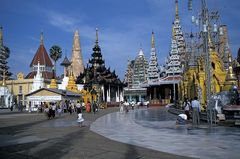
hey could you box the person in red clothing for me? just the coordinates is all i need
[86,101,91,113]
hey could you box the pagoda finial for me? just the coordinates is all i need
[228,52,232,63]
[175,0,179,20]
[40,32,44,45]
[151,31,155,48]
[37,60,40,75]
[0,26,3,46]
[95,28,99,44]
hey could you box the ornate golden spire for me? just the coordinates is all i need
[95,28,99,44]
[175,0,179,20]
[40,32,44,45]
[223,52,237,90]
[66,67,78,92]
[0,26,3,46]
[151,31,155,48]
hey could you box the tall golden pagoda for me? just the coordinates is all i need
[223,53,237,90]
[178,2,237,109]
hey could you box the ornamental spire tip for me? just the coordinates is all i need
[40,31,44,45]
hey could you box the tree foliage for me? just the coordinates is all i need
[49,45,62,63]
[0,45,12,79]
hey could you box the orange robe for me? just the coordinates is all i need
[86,103,91,112]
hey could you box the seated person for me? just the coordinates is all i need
[176,113,187,125]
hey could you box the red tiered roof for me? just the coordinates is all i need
[26,43,54,79]
[30,44,53,67]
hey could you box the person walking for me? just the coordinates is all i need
[191,96,201,125]
[119,101,124,113]
[81,101,85,112]
[69,102,74,115]
[10,105,13,111]
[76,101,82,114]
[51,102,56,118]
[86,101,91,113]
[183,98,191,120]
[124,100,129,113]
[44,104,50,119]
[92,101,97,114]
[57,102,62,117]
[77,113,84,127]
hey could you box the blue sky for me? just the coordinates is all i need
[1,0,240,80]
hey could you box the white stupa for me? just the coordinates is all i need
[27,61,44,111]
[31,61,44,92]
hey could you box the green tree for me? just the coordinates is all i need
[0,46,12,79]
[49,45,62,78]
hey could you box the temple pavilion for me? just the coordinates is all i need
[76,29,124,104]
[123,47,148,103]
[141,0,185,105]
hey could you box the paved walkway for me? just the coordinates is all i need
[91,108,240,159]
[0,108,192,159]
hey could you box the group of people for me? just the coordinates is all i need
[119,100,139,113]
[176,96,201,125]
[41,100,101,127]
[42,100,86,118]
[119,101,129,113]
[43,102,62,119]
[85,101,98,114]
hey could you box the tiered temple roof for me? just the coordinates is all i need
[132,48,148,88]
[165,28,183,75]
[26,33,54,79]
[165,0,185,76]
[77,29,123,87]
[60,55,71,77]
[147,31,160,82]
[124,60,134,88]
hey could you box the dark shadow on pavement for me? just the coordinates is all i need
[125,144,143,159]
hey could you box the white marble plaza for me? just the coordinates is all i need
[90,108,240,159]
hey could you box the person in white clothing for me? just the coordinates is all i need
[176,113,187,125]
[77,113,84,127]
[191,96,201,125]
[183,98,191,120]
[119,101,124,113]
